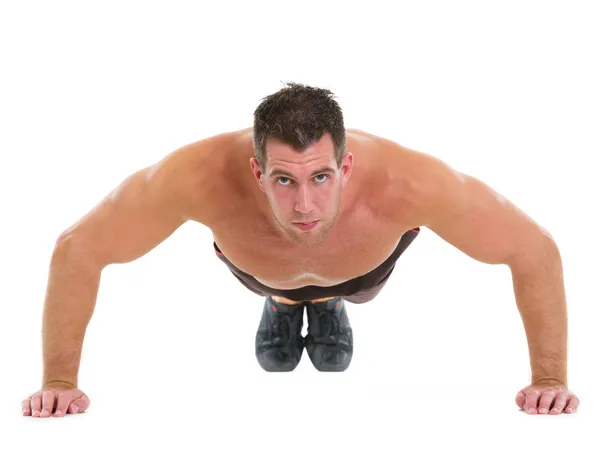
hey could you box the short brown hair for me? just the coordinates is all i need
[252,82,346,171]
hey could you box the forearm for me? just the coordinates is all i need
[510,243,568,386]
[42,240,102,388]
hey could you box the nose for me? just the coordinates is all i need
[294,184,313,214]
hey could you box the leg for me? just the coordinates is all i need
[272,296,336,305]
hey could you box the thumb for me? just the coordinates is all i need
[69,401,82,414]
[69,394,90,414]
[515,390,526,410]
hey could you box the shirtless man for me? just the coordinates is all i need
[22,83,579,418]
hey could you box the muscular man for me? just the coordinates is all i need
[22,83,579,417]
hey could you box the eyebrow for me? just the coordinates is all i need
[269,167,336,179]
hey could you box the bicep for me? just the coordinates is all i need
[414,155,554,267]
[57,157,195,268]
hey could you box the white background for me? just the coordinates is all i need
[1,0,599,450]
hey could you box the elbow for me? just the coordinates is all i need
[52,233,105,271]
[54,231,84,254]
[507,234,560,274]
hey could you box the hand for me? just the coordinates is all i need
[22,382,90,418]
[515,382,579,415]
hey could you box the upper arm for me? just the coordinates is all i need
[57,143,211,268]
[408,153,555,267]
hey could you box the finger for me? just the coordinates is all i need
[564,394,579,414]
[68,395,88,414]
[80,393,91,411]
[40,391,56,417]
[71,393,91,414]
[515,391,526,410]
[22,398,32,416]
[68,402,81,414]
[549,390,569,414]
[53,393,71,417]
[525,389,541,414]
[537,391,556,414]
[30,395,42,417]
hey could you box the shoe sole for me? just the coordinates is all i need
[256,353,302,372]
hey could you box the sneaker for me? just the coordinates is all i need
[255,296,305,371]
[304,297,353,371]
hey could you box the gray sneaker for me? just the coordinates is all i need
[255,296,305,371]
[304,297,353,371]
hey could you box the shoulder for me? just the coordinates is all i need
[347,129,458,226]
[346,129,425,201]
[147,128,249,227]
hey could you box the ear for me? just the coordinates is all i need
[339,152,354,188]
[249,158,266,192]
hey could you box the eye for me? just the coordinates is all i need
[277,177,291,185]
[315,174,328,182]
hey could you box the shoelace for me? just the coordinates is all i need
[268,312,294,346]
[312,310,351,346]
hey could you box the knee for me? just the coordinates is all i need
[272,296,303,305]
[309,296,337,303]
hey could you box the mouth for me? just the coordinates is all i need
[294,220,319,231]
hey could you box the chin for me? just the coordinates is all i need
[284,230,318,246]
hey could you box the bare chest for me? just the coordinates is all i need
[211,204,411,290]
[194,127,423,290]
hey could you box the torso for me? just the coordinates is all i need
[187,128,424,290]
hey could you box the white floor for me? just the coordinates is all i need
[4,222,598,449]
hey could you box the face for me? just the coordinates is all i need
[250,133,353,247]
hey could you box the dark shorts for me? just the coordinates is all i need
[214,227,420,304]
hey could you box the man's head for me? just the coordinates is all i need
[250,83,353,247]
